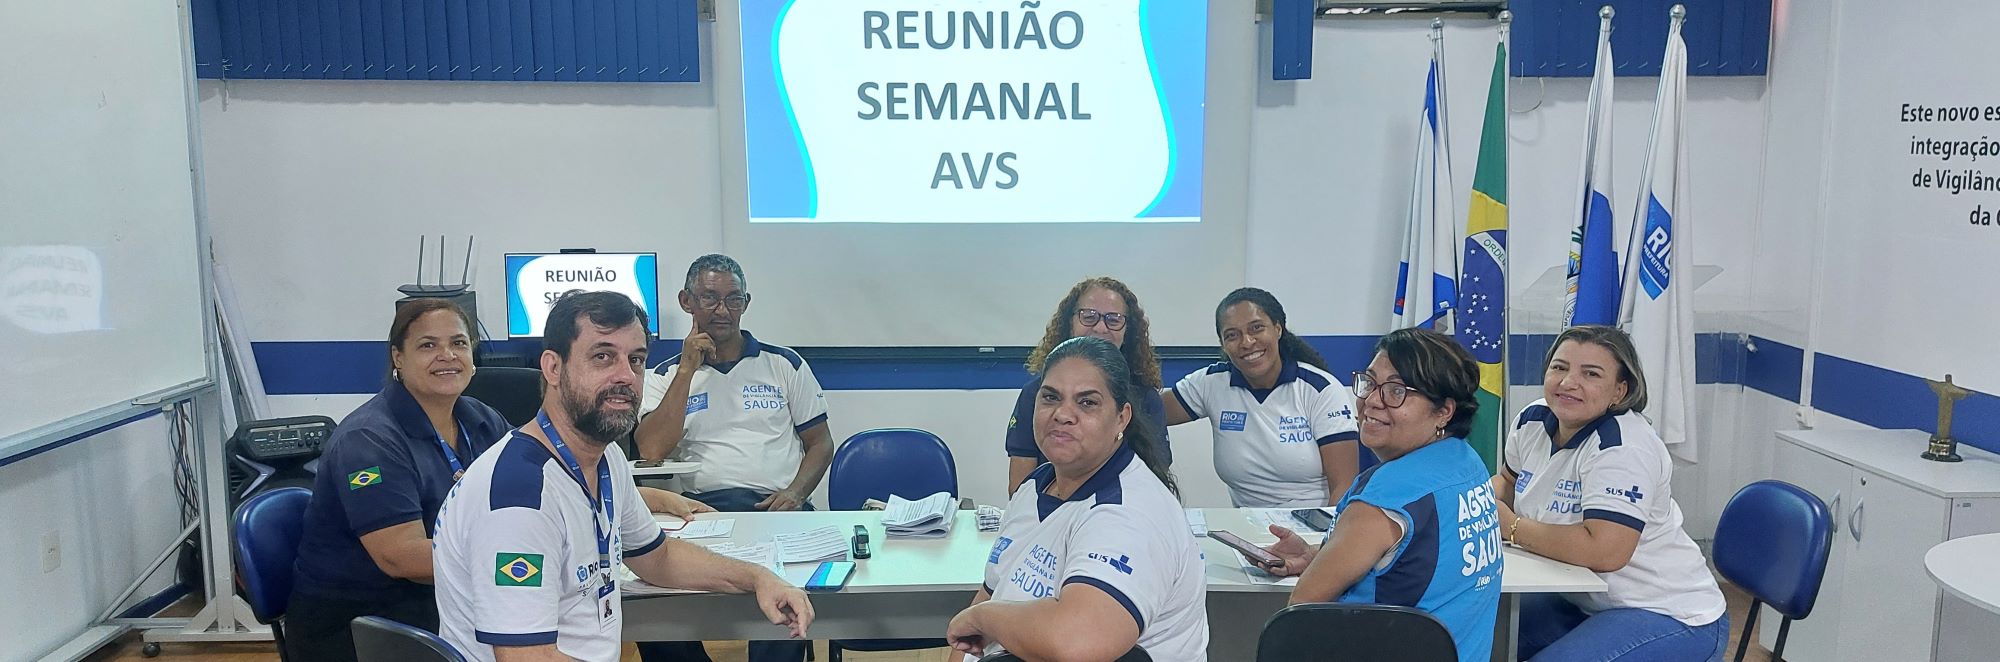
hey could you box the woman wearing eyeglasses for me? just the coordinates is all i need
[1250,328,1501,662]
[1494,326,1727,661]
[1163,287,1360,507]
[1005,277,1169,491]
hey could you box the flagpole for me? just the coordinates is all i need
[1618,6,1686,325]
[1496,8,1512,471]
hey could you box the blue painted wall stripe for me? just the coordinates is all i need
[248,332,2000,454]
[253,333,1747,396]
[1810,353,2000,455]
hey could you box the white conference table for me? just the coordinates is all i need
[624,508,1605,661]
[1926,533,2000,615]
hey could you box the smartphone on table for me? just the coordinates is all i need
[1208,530,1285,570]
[805,561,857,592]
[1291,508,1334,532]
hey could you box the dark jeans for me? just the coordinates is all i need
[283,585,437,662]
[1518,593,1731,662]
[636,488,814,662]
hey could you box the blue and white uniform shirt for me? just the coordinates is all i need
[983,445,1209,661]
[640,330,829,494]
[1505,400,1726,626]
[1171,360,1359,508]
[1334,438,1501,662]
[434,432,667,662]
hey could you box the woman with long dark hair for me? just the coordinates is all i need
[950,337,1206,661]
[1164,287,1361,507]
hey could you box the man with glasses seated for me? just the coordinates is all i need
[635,254,828,662]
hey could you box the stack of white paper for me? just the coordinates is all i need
[882,491,956,538]
[773,525,850,563]
[975,505,1003,532]
[1249,508,1329,536]
[1185,509,1208,537]
[665,519,735,539]
[705,542,780,571]
[622,542,784,595]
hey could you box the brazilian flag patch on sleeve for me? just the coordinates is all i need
[347,466,382,490]
[495,553,544,587]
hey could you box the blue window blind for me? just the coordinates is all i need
[191,0,699,82]
[1510,0,1769,77]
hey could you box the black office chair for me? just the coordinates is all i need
[351,615,468,662]
[1256,603,1456,662]
[978,647,1150,661]
[464,366,543,426]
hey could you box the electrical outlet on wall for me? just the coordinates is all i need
[41,531,60,573]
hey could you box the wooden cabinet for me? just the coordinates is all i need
[1765,430,2000,662]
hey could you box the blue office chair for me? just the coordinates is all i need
[1713,480,1833,662]
[231,486,313,662]
[826,428,959,510]
[1257,603,1456,662]
[351,615,469,662]
[826,428,959,661]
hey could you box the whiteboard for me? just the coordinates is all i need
[0,0,208,449]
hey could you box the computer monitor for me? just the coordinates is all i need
[504,252,661,338]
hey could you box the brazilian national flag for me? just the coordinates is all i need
[1455,41,1509,473]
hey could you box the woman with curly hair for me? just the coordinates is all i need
[1005,277,1169,491]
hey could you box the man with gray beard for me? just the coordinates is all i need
[432,290,814,662]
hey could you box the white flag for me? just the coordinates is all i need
[1394,32,1459,332]
[1619,12,1696,462]
[1566,11,1619,327]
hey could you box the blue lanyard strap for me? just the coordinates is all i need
[536,410,614,572]
[433,422,468,480]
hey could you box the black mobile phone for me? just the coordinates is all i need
[1209,530,1285,569]
[805,561,857,592]
[850,525,872,559]
[1291,508,1334,532]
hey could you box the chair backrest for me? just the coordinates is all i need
[230,486,313,624]
[827,428,958,511]
[351,615,468,662]
[463,366,544,427]
[1257,603,1457,662]
[979,646,1150,661]
[1713,479,1834,619]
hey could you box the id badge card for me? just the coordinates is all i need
[596,571,619,631]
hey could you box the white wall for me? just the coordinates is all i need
[207,15,1778,532]
[0,418,187,662]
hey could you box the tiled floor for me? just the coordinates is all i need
[86,583,1774,661]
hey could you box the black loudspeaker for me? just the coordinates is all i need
[228,416,335,508]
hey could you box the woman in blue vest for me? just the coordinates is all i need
[1255,328,1502,662]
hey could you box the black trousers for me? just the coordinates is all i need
[283,585,438,662]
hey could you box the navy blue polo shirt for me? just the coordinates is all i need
[291,380,511,601]
[1005,375,1171,466]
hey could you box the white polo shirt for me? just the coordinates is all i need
[640,331,829,495]
[1171,360,1360,508]
[982,446,1209,660]
[1505,400,1726,626]
[433,431,667,662]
